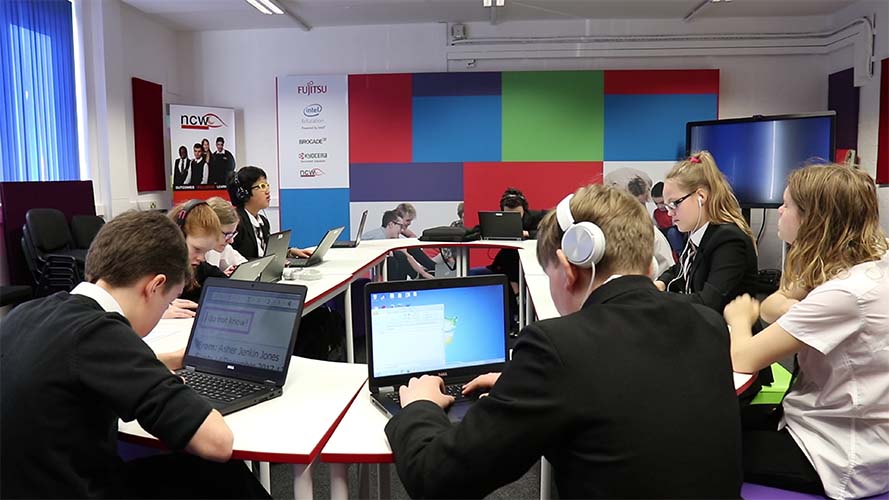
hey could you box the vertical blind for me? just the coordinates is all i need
[0,0,79,182]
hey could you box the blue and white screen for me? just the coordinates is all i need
[689,116,832,207]
[187,287,303,372]
[369,284,506,378]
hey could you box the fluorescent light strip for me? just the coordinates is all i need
[245,0,273,15]
[256,0,285,15]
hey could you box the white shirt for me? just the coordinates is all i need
[205,244,247,271]
[70,282,124,316]
[652,225,675,277]
[777,250,889,500]
[245,209,266,255]
[689,221,709,247]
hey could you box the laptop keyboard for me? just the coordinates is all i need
[385,383,468,405]
[182,371,267,402]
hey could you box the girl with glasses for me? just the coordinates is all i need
[205,196,247,275]
[724,164,888,499]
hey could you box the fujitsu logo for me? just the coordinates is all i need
[297,81,327,96]
[180,113,226,130]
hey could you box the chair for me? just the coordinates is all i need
[22,224,81,297]
[750,363,793,405]
[70,215,105,250]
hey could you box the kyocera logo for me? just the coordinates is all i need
[297,81,327,96]
[180,113,226,130]
[298,137,327,145]
[300,168,325,177]
[299,152,327,160]
[303,104,322,117]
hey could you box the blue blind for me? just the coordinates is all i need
[0,0,79,181]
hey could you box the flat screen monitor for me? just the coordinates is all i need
[686,112,836,208]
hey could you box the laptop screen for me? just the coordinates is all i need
[368,281,507,378]
[187,283,304,374]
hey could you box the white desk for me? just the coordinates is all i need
[121,324,368,500]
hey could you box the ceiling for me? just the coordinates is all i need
[121,0,860,31]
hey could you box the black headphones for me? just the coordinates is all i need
[500,189,528,211]
[229,173,251,205]
[176,199,209,229]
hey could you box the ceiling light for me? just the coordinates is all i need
[256,0,285,15]
[246,0,273,15]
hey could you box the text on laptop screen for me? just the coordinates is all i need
[189,287,303,372]
[369,284,506,378]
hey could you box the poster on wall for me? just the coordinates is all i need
[169,105,237,197]
[277,75,349,189]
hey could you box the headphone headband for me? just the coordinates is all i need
[176,199,208,228]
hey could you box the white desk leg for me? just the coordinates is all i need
[382,257,389,281]
[345,282,354,363]
[518,260,525,328]
[250,461,271,493]
[540,458,552,500]
[330,463,349,500]
[293,462,314,500]
[378,463,391,499]
[458,247,468,276]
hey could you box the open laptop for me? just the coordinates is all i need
[262,229,292,281]
[365,275,510,422]
[478,211,523,240]
[332,210,368,249]
[287,226,344,268]
[177,278,307,415]
[228,254,275,282]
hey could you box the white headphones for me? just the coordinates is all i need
[556,194,606,268]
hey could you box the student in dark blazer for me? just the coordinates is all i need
[655,151,759,313]
[173,145,192,187]
[385,184,743,499]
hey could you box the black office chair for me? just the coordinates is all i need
[25,208,87,265]
[70,214,105,250]
[22,210,84,296]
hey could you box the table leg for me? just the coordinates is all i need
[345,283,354,363]
[293,462,314,500]
[250,461,271,493]
[330,463,349,500]
[518,260,525,328]
[358,464,370,498]
[378,463,391,499]
[540,458,552,500]
[458,247,468,276]
[382,257,388,281]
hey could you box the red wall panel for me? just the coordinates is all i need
[349,74,412,163]
[131,78,165,192]
[877,58,889,184]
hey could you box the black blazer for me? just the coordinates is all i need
[658,222,758,313]
[231,206,270,260]
[172,158,191,187]
[385,276,742,499]
[208,150,235,185]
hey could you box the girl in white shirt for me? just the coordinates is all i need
[724,164,889,500]
[205,196,247,274]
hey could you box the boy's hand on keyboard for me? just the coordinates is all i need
[399,375,454,410]
[462,372,501,397]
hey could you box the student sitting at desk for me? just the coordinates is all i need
[204,196,247,275]
[363,209,433,280]
[0,211,268,499]
[724,164,889,500]
[385,184,742,499]
[226,166,311,261]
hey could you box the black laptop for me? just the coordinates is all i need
[229,254,275,282]
[262,229,292,281]
[332,210,368,249]
[365,275,510,422]
[478,211,523,240]
[287,226,344,267]
[177,278,306,415]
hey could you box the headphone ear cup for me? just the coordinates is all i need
[561,221,606,268]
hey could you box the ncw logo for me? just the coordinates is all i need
[180,113,226,130]
[299,168,325,178]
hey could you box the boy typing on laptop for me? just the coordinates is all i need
[384,184,742,499]
[1,211,268,498]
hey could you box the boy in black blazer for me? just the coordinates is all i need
[385,184,742,499]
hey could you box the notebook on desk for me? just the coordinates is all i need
[287,226,344,268]
[177,278,306,415]
[332,210,367,249]
[365,275,510,422]
[478,211,523,240]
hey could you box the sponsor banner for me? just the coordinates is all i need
[169,105,237,192]
[278,75,349,189]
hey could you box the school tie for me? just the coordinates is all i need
[681,242,697,293]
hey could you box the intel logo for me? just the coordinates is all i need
[303,104,322,117]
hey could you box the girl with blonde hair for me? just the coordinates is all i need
[204,196,247,274]
[724,164,888,499]
[655,151,759,313]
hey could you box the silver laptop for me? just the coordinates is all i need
[365,275,510,422]
[478,211,523,240]
[177,278,306,415]
[229,255,275,282]
[262,230,292,281]
[332,210,368,249]
[287,226,344,268]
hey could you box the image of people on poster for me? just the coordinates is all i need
[172,146,193,188]
[191,143,209,185]
[210,136,235,186]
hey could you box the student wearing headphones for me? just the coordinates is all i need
[163,200,227,317]
[204,196,247,275]
[724,164,889,499]
[226,166,311,260]
[385,184,742,499]
[655,151,759,312]
[0,211,268,498]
